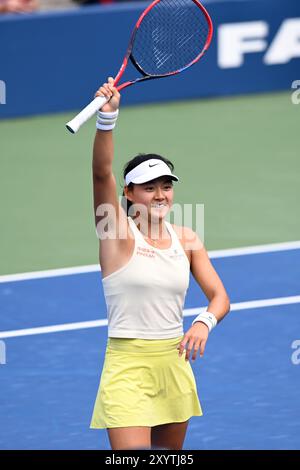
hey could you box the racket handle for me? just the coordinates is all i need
[65,95,108,134]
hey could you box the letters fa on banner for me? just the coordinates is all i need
[218,18,300,68]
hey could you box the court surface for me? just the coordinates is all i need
[1,242,299,450]
[1,92,299,449]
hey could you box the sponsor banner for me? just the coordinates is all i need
[0,0,299,118]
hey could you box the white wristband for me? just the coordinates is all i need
[96,109,119,131]
[192,311,217,332]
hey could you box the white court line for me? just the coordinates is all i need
[1,240,300,284]
[208,240,300,258]
[0,295,299,339]
[0,264,100,284]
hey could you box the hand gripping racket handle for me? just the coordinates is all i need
[65,95,108,134]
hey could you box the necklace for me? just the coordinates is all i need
[135,220,169,248]
[143,231,171,248]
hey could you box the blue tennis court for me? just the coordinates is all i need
[1,243,299,450]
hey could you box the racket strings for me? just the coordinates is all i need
[132,0,210,76]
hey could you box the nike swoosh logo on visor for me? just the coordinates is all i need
[149,163,159,167]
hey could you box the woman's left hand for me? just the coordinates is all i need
[177,322,209,362]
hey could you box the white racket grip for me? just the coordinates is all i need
[65,95,108,134]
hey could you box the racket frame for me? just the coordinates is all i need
[115,0,213,90]
[66,0,213,133]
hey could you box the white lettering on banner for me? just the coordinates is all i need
[218,21,268,68]
[218,18,300,69]
[0,80,6,105]
[264,19,300,65]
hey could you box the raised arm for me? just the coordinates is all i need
[92,78,129,247]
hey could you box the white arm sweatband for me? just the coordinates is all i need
[192,311,217,332]
[96,109,119,131]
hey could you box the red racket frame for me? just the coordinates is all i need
[113,0,213,91]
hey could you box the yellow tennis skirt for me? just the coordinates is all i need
[90,336,202,429]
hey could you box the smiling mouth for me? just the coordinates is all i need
[151,203,167,208]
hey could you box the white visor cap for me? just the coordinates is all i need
[125,159,179,185]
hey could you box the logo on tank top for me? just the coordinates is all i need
[169,249,185,260]
[137,246,155,258]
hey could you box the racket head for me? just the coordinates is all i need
[114,0,213,89]
[65,0,213,133]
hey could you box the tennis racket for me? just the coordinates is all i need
[66,0,213,134]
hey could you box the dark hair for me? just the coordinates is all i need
[121,153,175,216]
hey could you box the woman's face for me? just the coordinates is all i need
[125,176,174,221]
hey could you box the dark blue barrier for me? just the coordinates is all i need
[0,0,299,118]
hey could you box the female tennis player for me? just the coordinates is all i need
[90,77,230,450]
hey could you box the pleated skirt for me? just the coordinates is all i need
[90,336,202,429]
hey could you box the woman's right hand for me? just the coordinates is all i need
[95,77,121,113]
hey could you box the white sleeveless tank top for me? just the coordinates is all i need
[102,216,190,339]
